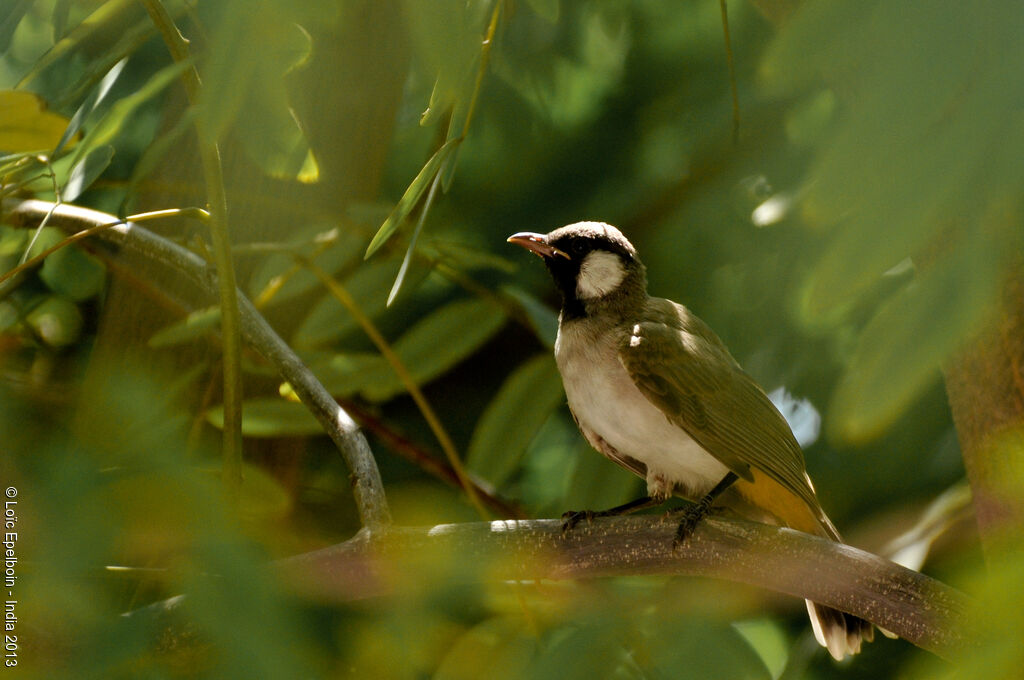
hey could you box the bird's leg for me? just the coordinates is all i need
[561,496,661,534]
[673,471,739,547]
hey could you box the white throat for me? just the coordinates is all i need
[576,250,626,300]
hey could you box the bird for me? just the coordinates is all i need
[507,221,873,660]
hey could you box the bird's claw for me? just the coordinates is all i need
[560,509,596,534]
[671,504,711,549]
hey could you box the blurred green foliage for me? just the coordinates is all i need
[1,0,1021,678]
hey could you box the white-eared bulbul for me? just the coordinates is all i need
[508,221,872,660]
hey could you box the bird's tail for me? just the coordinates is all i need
[735,471,875,660]
[805,600,875,660]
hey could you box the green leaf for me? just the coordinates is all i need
[39,242,106,301]
[17,0,155,109]
[25,295,83,347]
[565,439,640,511]
[313,299,506,402]
[245,227,363,307]
[63,144,114,201]
[148,306,221,348]
[0,0,32,55]
[51,0,72,42]
[206,398,321,438]
[829,240,1001,444]
[524,0,559,24]
[293,258,401,348]
[25,226,64,259]
[435,616,538,680]
[467,354,564,487]
[501,285,558,348]
[364,137,460,259]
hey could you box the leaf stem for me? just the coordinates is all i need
[301,257,489,520]
[140,0,244,495]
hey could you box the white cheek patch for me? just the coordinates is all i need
[576,250,626,300]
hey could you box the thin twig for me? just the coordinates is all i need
[300,257,490,520]
[718,0,741,141]
[339,398,524,519]
[2,197,392,529]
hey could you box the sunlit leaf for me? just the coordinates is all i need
[70,59,191,167]
[63,144,114,201]
[53,57,128,157]
[364,137,459,259]
[206,397,321,437]
[467,354,564,487]
[0,91,73,152]
[230,24,318,182]
[148,306,221,348]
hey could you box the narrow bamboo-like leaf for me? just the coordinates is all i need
[63,144,114,202]
[385,172,440,306]
[53,57,128,157]
[364,137,459,259]
[0,0,32,55]
[293,258,401,348]
[829,241,1000,444]
[148,306,221,348]
[17,0,143,94]
[362,298,505,401]
[69,59,190,167]
[206,398,321,437]
[500,285,558,348]
[126,108,193,196]
[51,0,73,42]
[466,354,565,487]
[312,299,506,402]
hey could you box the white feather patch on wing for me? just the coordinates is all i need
[576,250,626,300]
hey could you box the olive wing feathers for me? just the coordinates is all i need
[618,300,820,512]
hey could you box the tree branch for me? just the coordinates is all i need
[276,515,972,660]
[2,197,391,529]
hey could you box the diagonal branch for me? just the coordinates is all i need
[276,515,972,660]
[2,197,391,529]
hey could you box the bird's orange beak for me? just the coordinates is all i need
[507,232,570,260]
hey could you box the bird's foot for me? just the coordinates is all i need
[560,509,597,534]
[671,502,717,548]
